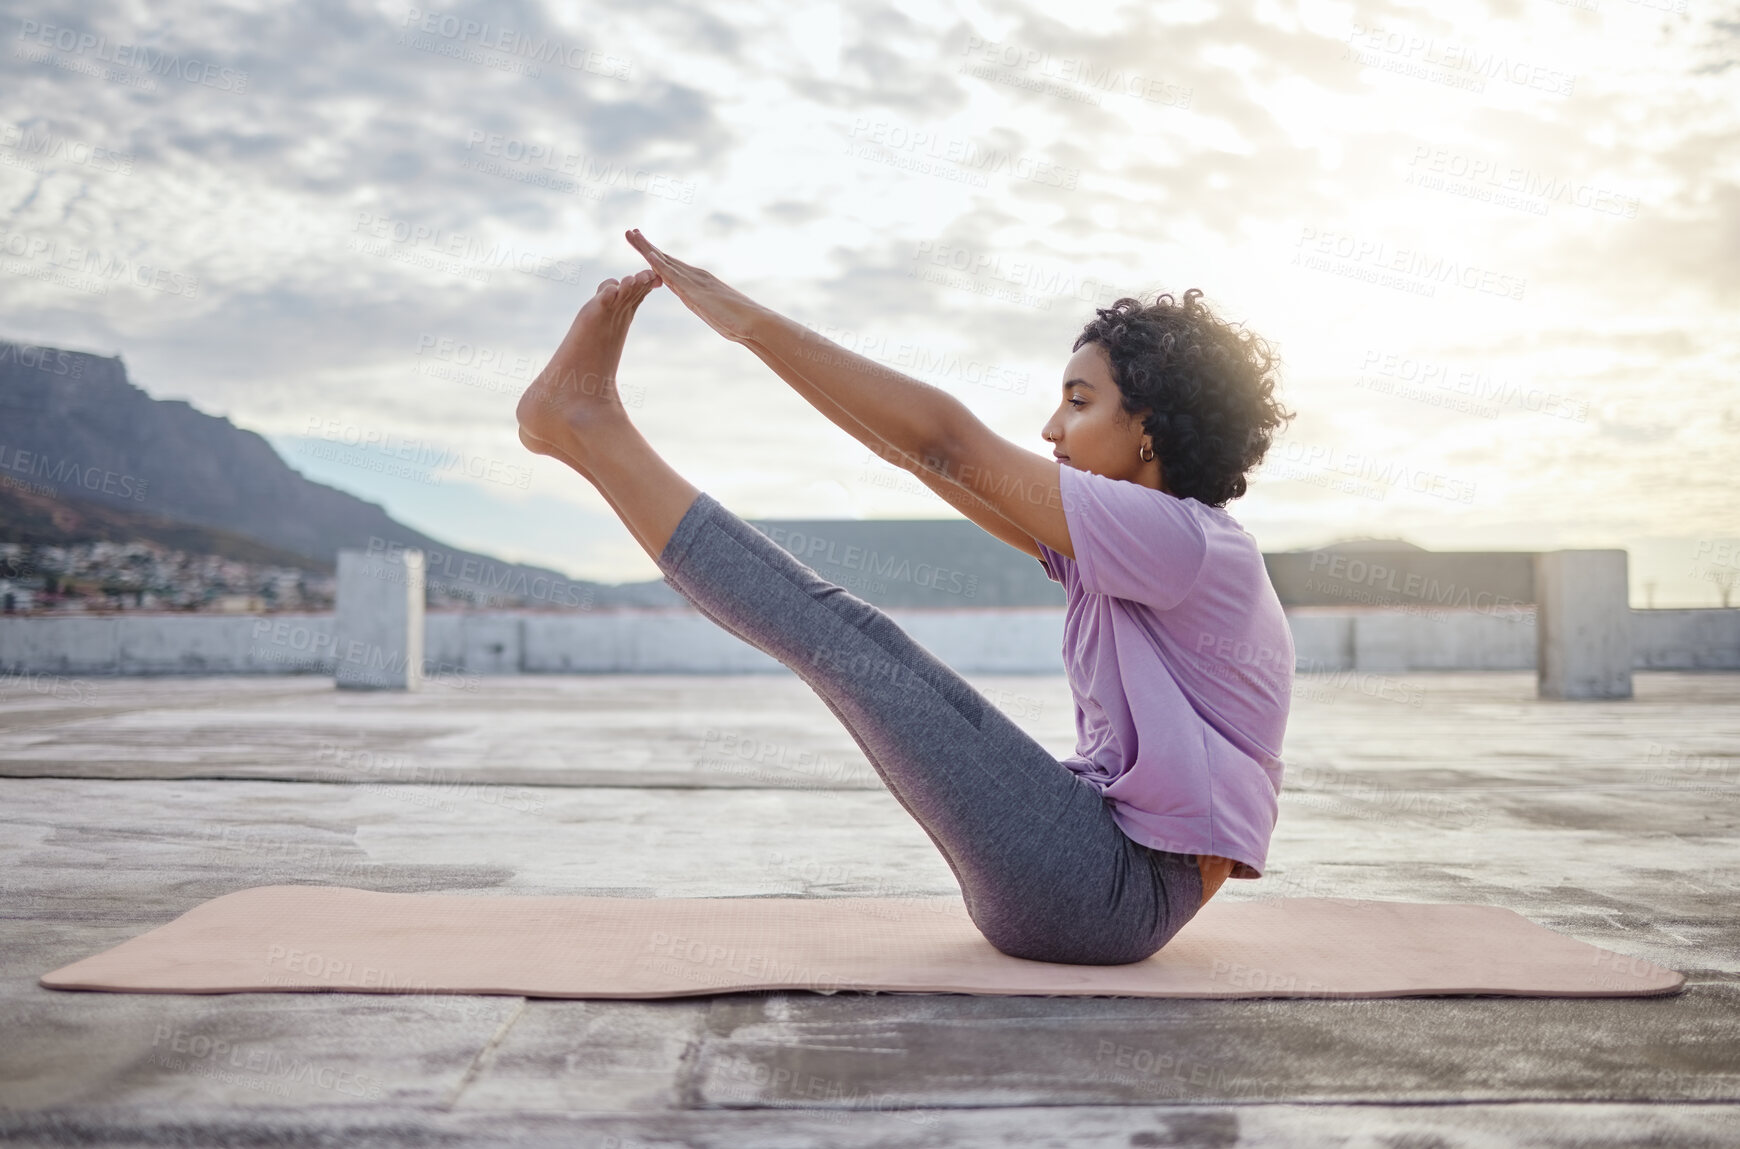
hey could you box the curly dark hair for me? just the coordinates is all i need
[1073,289,1290,507]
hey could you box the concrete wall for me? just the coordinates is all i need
[1290,607,1538,673]
[0,614,337,676]
[2,606,1737,677]
[1266,550,1535,610]
[1633,608,1740,670]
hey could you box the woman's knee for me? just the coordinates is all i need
[801,607,987,729]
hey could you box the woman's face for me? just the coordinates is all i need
[1041,342,1164,489]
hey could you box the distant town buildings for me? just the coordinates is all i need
[0,540,583,614]
[0,541,334,614]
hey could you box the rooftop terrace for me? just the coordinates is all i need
[1,669,1737,1146]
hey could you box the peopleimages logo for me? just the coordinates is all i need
[461,131,696,203]
[0,342,83,377]
[957,34,1192,108]
[1306,552,1527,613]
[0,226,202,298]
[0,445,148,501]
[365,537,596,609]
[847,118,1080,189]
[0,123,134,175]
[1293,226,1526,302]
[1260,441,1477,505]
[150,1025,382,1100]
[400,8,630,78]
[761,525,979,598]
[1354,348,1589,424]
[350,212,585,286]
[14,20,250,92]
[1404,146,1639,220]
[1343,22,1576,97]
[301,417,533,490]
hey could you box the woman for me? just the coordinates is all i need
[516,229,1293,965]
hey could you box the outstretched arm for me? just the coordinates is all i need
[625,229,1074,557]
[739,334,1044,558]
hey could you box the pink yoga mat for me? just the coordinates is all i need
[41,886,1684,999]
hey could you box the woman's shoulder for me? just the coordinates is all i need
[1066,468,1241,530]
[1173,494,1258,546]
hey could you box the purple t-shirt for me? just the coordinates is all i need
[1036,465,1292,878]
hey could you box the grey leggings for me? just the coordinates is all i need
[657,492,1204,965]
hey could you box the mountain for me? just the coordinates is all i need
[0,477,331,570]
[0,339,679,608]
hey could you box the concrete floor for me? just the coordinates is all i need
[0,669,1737,1146]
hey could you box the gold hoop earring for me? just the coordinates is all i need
[1138,443,1155,463]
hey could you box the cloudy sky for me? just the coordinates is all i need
[3,0,1736,602]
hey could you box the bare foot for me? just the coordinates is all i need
[517,269,661,472]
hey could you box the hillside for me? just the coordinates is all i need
[0,339,681,607]
[0,477,329,571]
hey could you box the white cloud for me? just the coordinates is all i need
[2,0,1735,584]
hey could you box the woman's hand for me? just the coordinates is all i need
[624,229,766,345]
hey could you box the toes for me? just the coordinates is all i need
[615,270,660,307]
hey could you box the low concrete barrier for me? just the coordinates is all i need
[1289,607,1538,673]
[0,614,335,676]
[2,607,1737,677]
[1632,609,1740,670]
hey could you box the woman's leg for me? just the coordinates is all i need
[518,274,1203,964]
[656,492,1204,964]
